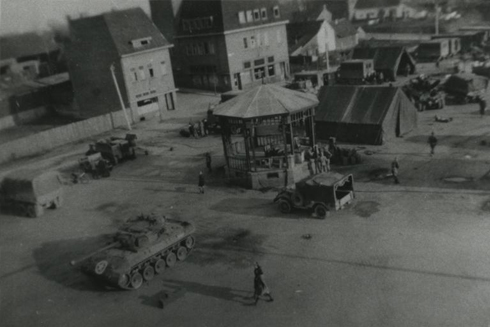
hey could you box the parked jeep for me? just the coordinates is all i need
[0,170,64,217]
[274,172,355,218]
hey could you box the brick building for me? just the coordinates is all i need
[67,8,177,120]
[171,0,290,92]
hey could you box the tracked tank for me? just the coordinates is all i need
[71,214,196,290]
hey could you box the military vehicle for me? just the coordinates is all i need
[0,170,63,217]
[274,172,355,218]
[95,134,137,165]
[71,214,196,290]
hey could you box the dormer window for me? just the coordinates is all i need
[273,6,280,18]
[254,9,260,21]
[261,8,267,20]
[130,37,152,49]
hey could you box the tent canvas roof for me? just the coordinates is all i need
[213,84,319,119]
[316,86,400,124]
[352,46,414,71]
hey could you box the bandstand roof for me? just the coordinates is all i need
[213,84,319,119]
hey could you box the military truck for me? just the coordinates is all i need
[71,214,196,290]
[0,170,64,217]
[95,134,137,165]
[337,59,377,85]
[274,172,355,218]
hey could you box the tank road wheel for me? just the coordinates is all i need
[177,247,188,261]
[142,266,155,281]
[278,199,292,214]
[185,236,195,249]
[314,204,329,219]
[154,259,166,274]
[166,252,177,267]
[130,272,143,289]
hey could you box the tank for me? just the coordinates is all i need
[71,214,196,290]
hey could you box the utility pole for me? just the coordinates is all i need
[435,0,440,35]
[110,63,132,131]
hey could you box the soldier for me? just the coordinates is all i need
[479,96,487,118]
[428,132,438,156]
[188,123,196,139]
[253,262,273,305]
[198,171,205,194]
[391,157,400,184]
[205,152,212,173]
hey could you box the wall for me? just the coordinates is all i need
[0,110,129,164]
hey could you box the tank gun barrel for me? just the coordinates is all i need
[70,242,119,266]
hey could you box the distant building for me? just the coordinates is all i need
[432,31,486,52]
[281,0,354,22]
[173,0,290,92]
[332,18,359,54]
[353,0,418,22]
[0,33,61,81]
[150,0,184,43]
[67,8,177,120]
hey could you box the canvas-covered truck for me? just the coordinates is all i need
[274,172,355,218]
[95,134,137,165]
[0,170,64,217]
[337,59,377,85]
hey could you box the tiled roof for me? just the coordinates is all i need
[213,84,319,119]
[287,21,324,54]
[332,18,357,38]
[0,32,59,60]
[352,46,415,71]
[355,0,401,9]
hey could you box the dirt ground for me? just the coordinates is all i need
[2,90,490,327]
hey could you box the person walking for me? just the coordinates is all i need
[253,262,273,305]
[205,152,212,173]
[198,171,205,194]
[479,96,487,117]
[428,132,438,156]
[391,157,400,184]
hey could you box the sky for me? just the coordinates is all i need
[0,0,151,36]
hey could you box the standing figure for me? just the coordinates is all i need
[200,120,206,136]
[188,123,196,139]
[194,122,201,137]
[428,132,438,156]
[479,96,487,117]
[205,152,212,173]
[315,151,322,174]
[198,171,205,194]
[391,157,400,184]
[306,148,315,175]
[253,262,273,305]
[203,119,209,135]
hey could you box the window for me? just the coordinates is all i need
[149,68,154,78]
[243,61,251,69]
[246,10,253,22]
[268,56,274,63]
[254,9,260,21]
[141,39,149,46]
[243,37,248,49]
[161,61,167,75]
[254,58,265,66]
[138,67,146,80]
[238,11,246,24]
[254,66,265,80]
[130,68,137,82]
[256,33,262,47]
[250,36,256,48]
[273,5,280,18]
[261,8,267,20]
[268,65,275,76]
[209,42,215,54]
[276,30,282,43]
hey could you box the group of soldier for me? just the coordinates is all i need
[188,119,209,138]
[304,144,332,176]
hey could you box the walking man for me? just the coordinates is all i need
[188,122,196,139]
[253,262,273,305]
[198,171,205,194]
[391,157,400,184]
[205,152,212,173]
[428,132,438,156]
[479,96,487,117]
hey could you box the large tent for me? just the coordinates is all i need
[316,86,418,145]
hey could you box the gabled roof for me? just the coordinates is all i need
[213,84,319,119]
[332,19,357,38]
[0,33,59,60]
[287,21,324,54]
[352,46,415,71]
[355,0,402,9]
[69,8,170,57]
[316,86,402,124]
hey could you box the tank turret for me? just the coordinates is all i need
[71,214,195,290]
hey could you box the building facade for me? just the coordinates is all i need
[171,0,290,92]
[67,8,177,120]
[353,0,417,21]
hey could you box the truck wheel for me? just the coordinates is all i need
[278,199,292,214]
[177,247,188,261]
[142,266,155,281]
[130,272,143,289]
[314,204,329,219]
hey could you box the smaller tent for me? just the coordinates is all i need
[316,86,418,145]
